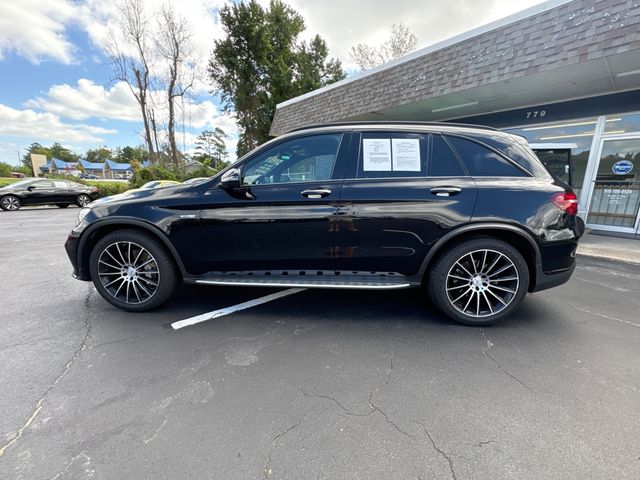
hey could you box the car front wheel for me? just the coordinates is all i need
[89,229,179,311]
[1,195,21,211]
[76,194,91,207]
[428,237,529,325]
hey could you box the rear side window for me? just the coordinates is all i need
[468,132,549,177]
[357,132,427,179]
[430,135,466,176]
[446,136,527,177]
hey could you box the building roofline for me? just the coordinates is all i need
[276,0,573,110]
[290,120,499,132]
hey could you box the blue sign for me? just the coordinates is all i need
[612,160,633,175]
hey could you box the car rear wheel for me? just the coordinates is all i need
[89,230,179,312]
[427,237,529,325]
[1,195,21,211]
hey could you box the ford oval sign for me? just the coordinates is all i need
[612,160,633,175]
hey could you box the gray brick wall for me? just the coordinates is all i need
[270,0,640,135]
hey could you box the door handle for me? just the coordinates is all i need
[430,186,462,197]
[301,188,332,199]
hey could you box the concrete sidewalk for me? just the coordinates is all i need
[577,231,640,265]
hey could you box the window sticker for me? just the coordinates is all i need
[392,138,421,171]
[363,138,392,171]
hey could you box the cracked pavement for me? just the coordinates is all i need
[1,208,640,479]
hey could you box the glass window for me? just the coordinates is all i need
[605,112,640,134]
[54,181,69,188]
[430,135,466,176]
[446,136,527,177]
[242,134,341,185]
[32,180,54,189]
[357,132,427,179]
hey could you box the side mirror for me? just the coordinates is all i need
[220,168,241,189]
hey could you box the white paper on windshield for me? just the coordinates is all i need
[392,138,421,171]
[362,138,392,171]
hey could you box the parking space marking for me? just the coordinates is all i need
[171,288,307,330]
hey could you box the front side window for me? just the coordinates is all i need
[31,180,54,189]
[242,134,341,186]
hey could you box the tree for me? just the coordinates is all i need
[115,145,149,164]
[209,0,345,157]
[194,128,228,168]
[21,142,79,175]
[85,147,113,163]
[107,0,157,161]
[156,5,195,168]
[349,23,418,70]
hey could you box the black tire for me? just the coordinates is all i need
[427,237,529,326]
[89,229,180,312]
[1,195,21,211]
[76,194,91,207]
[57,204,70,208]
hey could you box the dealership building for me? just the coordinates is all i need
[270,0,640,238]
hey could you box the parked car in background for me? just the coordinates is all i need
[79,173,99,180]
[10,172,25,178]
[0,178,98,211]
[141,180,181,189]
[65,122,584,325]
[182,177,210,185]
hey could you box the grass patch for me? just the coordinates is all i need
[0,177,21,187]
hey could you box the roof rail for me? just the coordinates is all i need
[289,120,499,133]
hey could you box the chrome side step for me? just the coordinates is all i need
[193,277,412,290]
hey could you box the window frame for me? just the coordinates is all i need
[444,134,533,178]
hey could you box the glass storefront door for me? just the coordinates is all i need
[586,135,640,234]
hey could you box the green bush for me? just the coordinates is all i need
[0,162,13,177]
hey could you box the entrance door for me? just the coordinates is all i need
[586,135,640,234]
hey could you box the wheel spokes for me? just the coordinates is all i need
[97,241,159,305]
[445,248,519,318]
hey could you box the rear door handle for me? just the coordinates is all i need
[301,188,332,199]
[430,186,462,197]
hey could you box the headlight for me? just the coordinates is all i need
[76,207,91,225]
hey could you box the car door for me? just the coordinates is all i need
[52,180,75,203]
[334,131,478,277]
[197,133,349,273]
[25,180,57,205]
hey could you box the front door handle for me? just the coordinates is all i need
[301,188,332,199]
[430,186,462,197]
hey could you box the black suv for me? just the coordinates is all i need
[65,122,584,325]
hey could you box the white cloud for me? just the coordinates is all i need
[26,80,140,121]
[0,0,77,64]
[0,104,117,144]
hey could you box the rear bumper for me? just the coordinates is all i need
[530,262,575,292]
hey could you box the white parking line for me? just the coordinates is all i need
[171,288,307,330]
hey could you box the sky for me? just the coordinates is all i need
[0,0,546,166]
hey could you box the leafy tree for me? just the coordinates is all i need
[0,162,13,177]
[129,165,179,188]
[114,145,149,164]
[85,147,113,163]
[194,128,228,168]
[349,23,417,70]
[209,0,345,157]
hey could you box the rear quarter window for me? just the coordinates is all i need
[466,132,549,177]
[446,136,527,177]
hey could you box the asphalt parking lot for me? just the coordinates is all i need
[1,208,639,479]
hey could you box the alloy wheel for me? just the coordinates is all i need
[77,195,91,207]
[445,249,520,318]
[1,196,20,211]
[97,241,160,305]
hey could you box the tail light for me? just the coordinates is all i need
[551,192,578,216]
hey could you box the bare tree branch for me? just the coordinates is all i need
[349,23,418,70]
